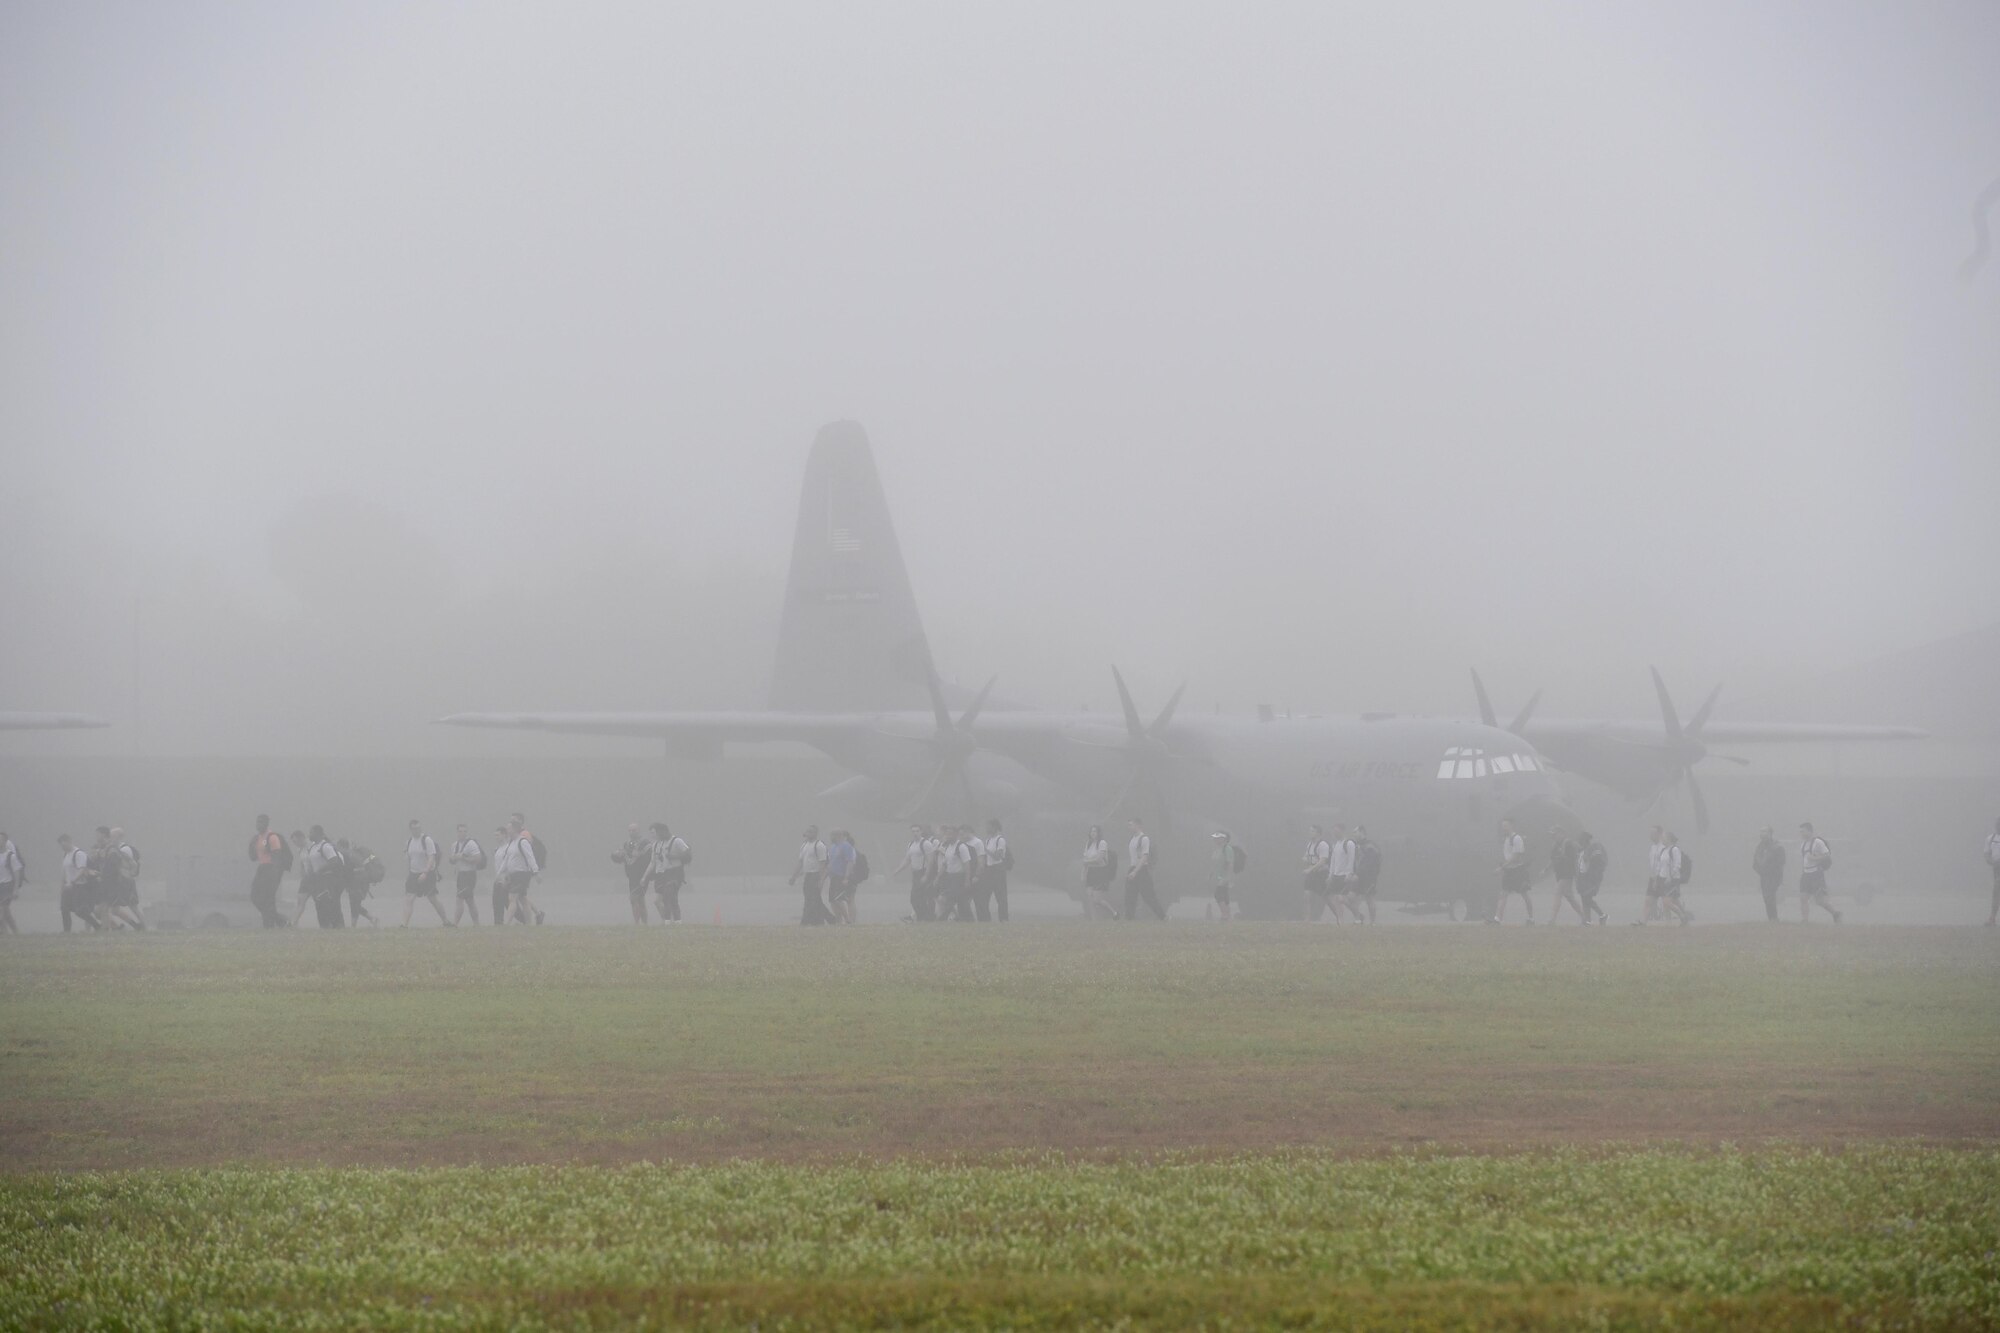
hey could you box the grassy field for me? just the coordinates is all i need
[3,925,1996,1327]
[1,924,1994,1167]
[5,1148,1998,1329]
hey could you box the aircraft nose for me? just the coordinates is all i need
[1504,792,1583,841]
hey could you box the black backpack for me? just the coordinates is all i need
[1229,844,1247,874]
[1677,851,1694,886]
[1001,844,1015,872]
[530,835,549,870]
[1584,843,1608,880]
[851,851,870,883]
[1103,848,1118,877]
[1355,840,1381,882]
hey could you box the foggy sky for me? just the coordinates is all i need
[3,1,1997,756]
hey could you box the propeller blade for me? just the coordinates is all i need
[957,766,979,823]
[1111,666,1147,740]
[1686,768,1710,837]
[957,676,998,731]
[1507,689,1543,736]
[924,667,954,736]
[1711,753,1753,767]
[1149,682,1188,736]
[1648,666,1684,742]
[898,761,949,821]
[1686,681,1724,739]
[1471,669,1498,728]
[1097,772,1138,825]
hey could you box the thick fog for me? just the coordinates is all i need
[3,1,1997,757]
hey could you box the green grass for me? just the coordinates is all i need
[2,925,1996,1166]
[5,1148,1998,1329]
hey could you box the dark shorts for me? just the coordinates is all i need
[1303,869,1331,896]
[504,871,533,896]
[1646,877,1666,898]
[405,872,438,898]
[456,871,478,897]
[1501,865,1529,894]
[105,877,139,908]
[1353,877,1379,899]
[1802,870,1828,898]
[627,874,649,904]
[1085,864,1112,890]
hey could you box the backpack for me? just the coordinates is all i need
[1002,844,1015,872]
[123,844,141,875]
[851,851,870,883]
[530,835,549,870]
[475,845,489,871]
[1584,843,1608,880]
[321,844,349,884]
[1676,851,1694,886]
[1103,848,1118,877]
[1355,840,1381,883]
[1229,844,1247,874]
[364,855,386,886]
[275,838,294,873]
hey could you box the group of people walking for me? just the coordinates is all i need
[0,825,148,934]
[245,813,548,929]
[886,820,1017,922]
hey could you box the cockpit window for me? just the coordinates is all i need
[1437,747,1540,779]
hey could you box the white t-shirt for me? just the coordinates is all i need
[1128,833,1151,871]
[452,838,482,872]
[966,835,986,865]
[1663,845,1683,881]
[1801,836,1830,875]
[1648,842,1668,880]
[1083,838,1109,867]
[406,835,438,875]
[903,839,927,874]
[942,841,970,875]
[1501,833,1525,869]
[1329,837,1356,879]
[982,834,1007,868]
[798,839,828,875]
[308,840,342,875]
[650,836,690,875]
[0,839,20,885]
[496,834,539,877]
[1984,833,2000,866]
[1305,838,1330,870]
[63,846,89,886]
[922,836,943,873]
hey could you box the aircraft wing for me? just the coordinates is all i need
[436,711,875,755]
[0,712,110,731]
[1522,720,1927,745]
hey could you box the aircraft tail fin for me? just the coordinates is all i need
[769,422,935,713]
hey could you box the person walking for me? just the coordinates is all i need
[614,823,653,925]
[1641,825,1668,925]
[0,830,21,934]
[1546,826,1583,924]
[1351,824,1382,924]
[1082,825,1117,919]
[1752,827,1786,923]
[58,833,93,932]
[1575,831,1609,925]
[1798,821,1841,923]
[400,820,450,927]
[1658,830,1693,926]
[496,817,541,926]
[825,829,858,924]
[981,819,1011,922]
[1492,819,1532,924]
[789,825,831,925]
[1124,817,1166,920]
[1327,823,1358,923]
[895,825,934,922]
[247,814,288,928]
[648,822,691,923]
[1983,817,2000,927]
[489,824,512,925]
[298,826,346,928]
[448,824,484,926]
[1301,825,1332,921]
[1208,830,1238,921]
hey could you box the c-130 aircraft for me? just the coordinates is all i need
[442,422,1919,918]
